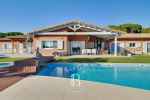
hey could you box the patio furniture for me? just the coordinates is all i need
[86,49,92,55]
[72,47,81,55]
[54,51,67,56]
[91,49,97,55]
[81,49,87,55]
[81,49,97,55]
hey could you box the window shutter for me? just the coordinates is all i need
[57,40,64,49]
[36,41,41,49]
[3,42,12,49]
[7,43,12,49]
[143,42,147,53]
[128,43,130,47]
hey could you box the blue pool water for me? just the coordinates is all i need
[0,63,13,68]
[37,63,150,90]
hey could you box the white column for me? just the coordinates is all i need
[114,36,117,56]
[101,42,105,49]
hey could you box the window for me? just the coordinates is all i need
[3,42,12,49]
[42,41,57,48]
[57,40,64,49]
[147,43,150,53]
[129,43,136,47]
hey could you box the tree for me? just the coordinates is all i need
[109,25,120,30]
[0,32,7,37]
[120,24,142,33]
[0,32,24,37]
[109,23,143,33]
[142,28,150,33]
[6,32,23,36]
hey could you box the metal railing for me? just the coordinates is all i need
[0,48,32,54]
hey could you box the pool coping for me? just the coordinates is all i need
[50,62,150,65]
[53,61,150,64]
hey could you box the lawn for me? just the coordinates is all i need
[55,55,150,63]
[0,57,27,62]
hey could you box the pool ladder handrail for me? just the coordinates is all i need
[70,73,81,88]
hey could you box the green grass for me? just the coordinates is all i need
[0,57,27,62]
[55,55,150,63]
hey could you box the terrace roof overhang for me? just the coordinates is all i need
[35,32,117,39]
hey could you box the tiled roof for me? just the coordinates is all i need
[118,33,150,38]
[0,38,11,41]
[0,35,27,41]
[6,35,27,39]
[31,20,117,33]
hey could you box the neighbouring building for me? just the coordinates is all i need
[117,34,150,55]
[0,35,32,55]
[0,20,150,56]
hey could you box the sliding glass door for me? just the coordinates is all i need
[147,43,150,53]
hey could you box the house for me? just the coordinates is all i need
[117,34,150,55]
[0,35,32,54]
[30,20,150,56]
[1,20,150,56]
[30,20,119,56]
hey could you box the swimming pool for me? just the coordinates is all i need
[37,63,150,90]
[0,62,14,68]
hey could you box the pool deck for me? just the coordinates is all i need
[0,76,150,100]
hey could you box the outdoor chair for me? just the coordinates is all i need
[91,49,97,55]
[81,49,87,55]
[86,49,92,55]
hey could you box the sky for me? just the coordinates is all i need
[0,0,150,32]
